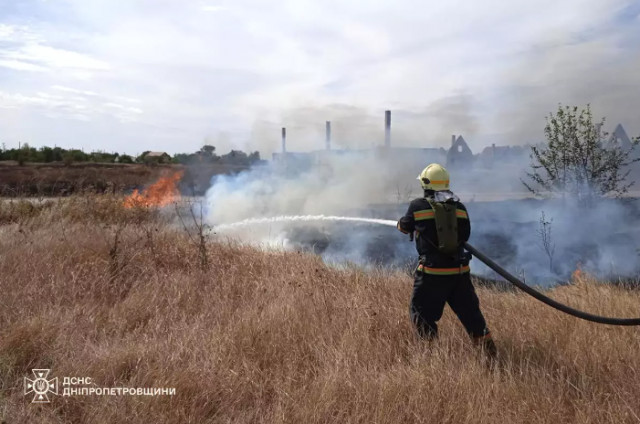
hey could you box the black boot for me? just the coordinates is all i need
[480,338,498,359]
[473,331,498,360]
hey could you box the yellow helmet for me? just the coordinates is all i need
[417,163,450,191]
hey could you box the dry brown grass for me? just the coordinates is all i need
[1,196,640,423]
[0,162,251,196]
[0,162,173,196]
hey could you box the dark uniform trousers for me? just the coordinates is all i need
[410,270,488,339]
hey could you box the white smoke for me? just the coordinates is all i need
[204,148,640,285]
[206,151,424,224]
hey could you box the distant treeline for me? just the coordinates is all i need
[0,143,261,166]
[172,145,262,166]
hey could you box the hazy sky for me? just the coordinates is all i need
[0,0,638,156]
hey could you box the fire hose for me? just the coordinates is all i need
[464,242,640,326]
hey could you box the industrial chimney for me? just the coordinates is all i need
[385,110,391,148]
[326,121,331,151]
[282,127,287,153]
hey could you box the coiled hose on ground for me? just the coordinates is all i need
[464,242,640,326]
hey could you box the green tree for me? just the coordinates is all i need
[136,151,150,163]
[523,104,639,205]
[69,149,88,162]
[90,151,118,163]
[17,143,30,165]
[172,153,198,164]
[119,154,134,164]
[62,152,74,166]
[41,146,55,162]
[248,151,261,164]
[200,144,216,156]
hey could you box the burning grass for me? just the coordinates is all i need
[123,170,184,208]
[1,195,640,423]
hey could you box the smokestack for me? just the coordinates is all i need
[282,127,286,153]
[451,134,456,147]
[326,121,331,151]
[385,110,391,148]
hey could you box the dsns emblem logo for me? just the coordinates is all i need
[24,369,58,403]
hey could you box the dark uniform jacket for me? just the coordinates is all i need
[397,195,471,270]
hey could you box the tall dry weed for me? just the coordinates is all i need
[0,196,639,423]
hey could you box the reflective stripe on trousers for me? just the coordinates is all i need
[416,264,470,275]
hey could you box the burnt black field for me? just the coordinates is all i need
[280,198,640,286]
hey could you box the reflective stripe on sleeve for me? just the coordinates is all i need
[413,210,435,221]
[455,209,468,219]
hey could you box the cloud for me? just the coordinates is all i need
[0,59,47,72]
[3,44,110,71]
[201,5,227,13]
[51,85,99,96]
[0,85,143,124]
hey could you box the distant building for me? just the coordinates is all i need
[379,146,447,163]
[608,124,634,151]
[478,144,529,168]
[607,124,640,179]
[268,122,636,175]
[143,151,171,164]
[446,135,474,168]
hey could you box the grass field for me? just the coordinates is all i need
[1,196,640,423]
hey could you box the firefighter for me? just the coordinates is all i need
[397,163,496,357]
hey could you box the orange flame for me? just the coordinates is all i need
[571,263,589,282]
[123,171,184,208]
